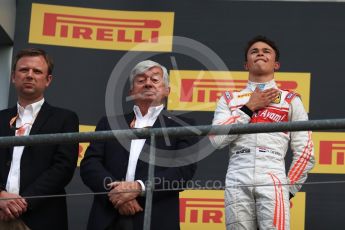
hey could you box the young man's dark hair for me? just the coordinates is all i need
[244,35,280,61]
[12,48,54,75]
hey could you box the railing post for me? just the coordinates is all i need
[143,133,156,230]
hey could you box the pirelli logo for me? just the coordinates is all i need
[180,190,224,229]
[29,3,174,51]
[180,198,223,224]
[179,190,306,230]
[311,132,345,174]
[168,71,311,112]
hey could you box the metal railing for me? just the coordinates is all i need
[1,118,345,147]
[1,118,345,230]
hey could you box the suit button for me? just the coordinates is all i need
[6,161,11,166]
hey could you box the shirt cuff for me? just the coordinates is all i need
[240,105,254,117]
[136,180,146,196]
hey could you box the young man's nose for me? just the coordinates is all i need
[257,51,264,56]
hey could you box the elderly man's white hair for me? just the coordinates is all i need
[129,60,169,89]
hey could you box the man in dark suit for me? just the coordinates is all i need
[80,60,197,230]
[0,48,79,230]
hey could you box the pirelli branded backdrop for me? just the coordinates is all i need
[10,0,345,229]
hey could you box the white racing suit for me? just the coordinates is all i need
[210,80,314,230]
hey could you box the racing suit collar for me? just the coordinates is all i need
[247,79,277,91]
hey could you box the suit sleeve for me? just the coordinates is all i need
[21,111,79,210]
[80,117,116,193]
[209,95,251,149]
[287,97,315,195]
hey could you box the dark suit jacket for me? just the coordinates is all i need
[80,112,198,230]
[0,102,79,230]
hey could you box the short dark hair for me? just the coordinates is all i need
[12,48,54,75]
[244,35,280,61]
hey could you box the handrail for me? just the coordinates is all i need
[0,118,344,147]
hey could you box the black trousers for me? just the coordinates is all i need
[106,216,134,230]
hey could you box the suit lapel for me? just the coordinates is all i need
[20,102,52,170]
[6,106,17,136]
[124,112,135,129]
[152,110,176,129]
[5,106,17,161]
[152,113,164,129]
[142,112,165,148]
[122,113,135,155]
[29,102,52,135]
[135,112,167,177]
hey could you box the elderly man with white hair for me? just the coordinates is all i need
[81,60,197,230]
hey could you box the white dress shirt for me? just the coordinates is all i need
[6,99,44,194]
[125,104,164,193]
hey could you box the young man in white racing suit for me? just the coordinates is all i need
[210,35,314,230]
